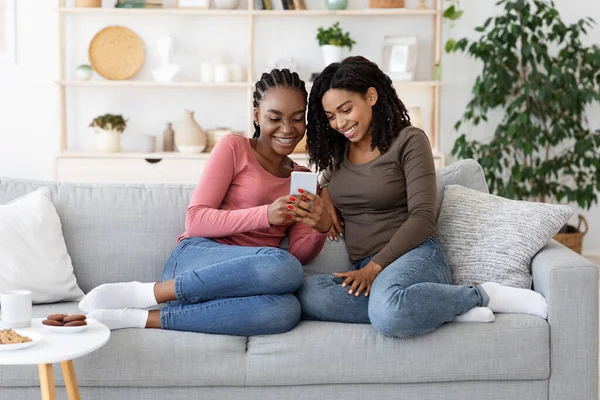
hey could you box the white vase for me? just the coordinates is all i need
[96,128,121,152]
[214,0,239,9]
[321,45,345,68]
[175,110,207,153]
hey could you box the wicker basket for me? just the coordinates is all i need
[88,26,145,80]
[369,0,405,8]
[75,0,102,7]
[553,214,588,254]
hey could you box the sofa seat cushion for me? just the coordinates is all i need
[0,303,247,387]
[246,315,549,385]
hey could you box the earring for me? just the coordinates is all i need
[253,121,261,138]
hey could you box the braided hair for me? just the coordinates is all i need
[306,56,411,172]
[252,69,308,138]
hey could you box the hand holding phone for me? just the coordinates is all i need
[287,171,332,233]
[290,171,318,196]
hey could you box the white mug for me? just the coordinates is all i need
[229,64,245,82]
[0,290,32,328]
[200,62,214,83]
[214,64,230,83]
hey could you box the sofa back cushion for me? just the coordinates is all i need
[0,159,488,289]
[0,179,194,292]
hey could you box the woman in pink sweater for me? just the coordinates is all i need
[80,69,331,335]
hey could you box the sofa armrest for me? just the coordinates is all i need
[531,240,598,400]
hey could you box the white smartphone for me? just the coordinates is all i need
[290,171,318,196]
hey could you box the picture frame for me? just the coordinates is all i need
[382,35,418,81]
[0,0,16,64]
[175,0,209,8]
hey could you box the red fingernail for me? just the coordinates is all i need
[287,205,294,210]
[289,197,296,202]
[287,215,293,219]
[298,189,304,194]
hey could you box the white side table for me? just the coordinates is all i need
[0,318,110,400]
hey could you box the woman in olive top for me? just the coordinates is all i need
[296,56,548,337]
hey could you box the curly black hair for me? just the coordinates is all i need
[306,56,411,172]
[252,69,308,138]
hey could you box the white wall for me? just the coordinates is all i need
[0,0,598,254]
[0,0,58,180]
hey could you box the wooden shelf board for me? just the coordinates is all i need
[252,9,439,16]
[59,151,211,159]
[56,7,250,16]
[58,80,442,88]
[57,80,251,88]
[59,151,310,160]
[55,7,439,16]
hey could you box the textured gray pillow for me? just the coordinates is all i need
[436,184,573,289]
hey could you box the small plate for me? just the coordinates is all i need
[0,330,42,351]
[41,318,97,334]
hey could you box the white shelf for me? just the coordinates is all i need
[59,151,210,159]
[253,9,439,16]
[58,80,442,88]
[56,7,250,16]
[59,151,309,160]
[55,7,440,17]
[57,80,251,88]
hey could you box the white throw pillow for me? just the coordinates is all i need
[0,187,84,303]
[436,185,573,289]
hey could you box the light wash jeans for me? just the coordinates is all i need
[296,236,488,337]
[160,237,304,336]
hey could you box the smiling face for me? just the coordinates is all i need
[321,87,378,144]
[254,87,307,156]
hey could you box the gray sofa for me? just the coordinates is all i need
[0,159,597,400]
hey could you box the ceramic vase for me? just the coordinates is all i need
[95,128,121,152]
[325,0,347,10]
[76,64,93,81]
[175,110,207,153]
[163,122,175,152]
[321,45,345,67]
[214,0,240,9]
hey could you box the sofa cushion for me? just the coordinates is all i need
[246,315,549,385]
[0,303,247,387]
[0,178,195,293]
[434,159,489,219]
[436,185,573,289]
[0,187,84,303]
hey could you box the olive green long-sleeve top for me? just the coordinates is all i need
[321,126,437,268]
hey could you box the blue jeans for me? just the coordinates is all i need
[159,237,304,336]
[296,236,487,337]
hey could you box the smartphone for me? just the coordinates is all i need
[290,171,318,196]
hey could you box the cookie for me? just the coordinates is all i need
[0,329,32,344]
[64,320,87,327]
[63,314,86,323]
[47,314,68,322]
[42,319,64,326]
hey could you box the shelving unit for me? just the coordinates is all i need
[55,0,444,184]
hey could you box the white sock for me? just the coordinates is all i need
[481,282,548,319]
[453,307,495,323]
[79,282,158,313]
[86,308,149,330]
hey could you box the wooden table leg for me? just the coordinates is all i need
[60,360,81,400]
[38,364,56,400]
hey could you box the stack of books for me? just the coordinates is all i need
[256,0,307,10]
[115,0,163,8]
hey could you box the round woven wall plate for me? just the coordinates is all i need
[88,26,145,80]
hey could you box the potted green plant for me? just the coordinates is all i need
[316,22,356,67]
[447,0,600,253]
[90,114,127,153]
